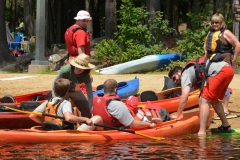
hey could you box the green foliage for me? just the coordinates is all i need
[94,39,126,66]
[94,0,173,67]
[149,11,175,41]
[115,1,153,49]
[177,26,210,61]
[186,3,213,31]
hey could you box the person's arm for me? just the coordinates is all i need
[224,30,240,66]
[204,41,208,56]
[85,82,93,111]
[108,101,156,129]
[64,112,92,125]
[172,85,191,119]
[29,114,44,124]
[130,119,156,128]
[77,46,86,54]
[29,101,48,124]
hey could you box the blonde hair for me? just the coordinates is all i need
[210,13,227,28]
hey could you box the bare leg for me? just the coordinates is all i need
[222,97,230,114]
[198,96,210,136]
[223,88,231,114]
[212,100,230,127]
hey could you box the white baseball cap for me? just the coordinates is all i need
[74,10,92,20]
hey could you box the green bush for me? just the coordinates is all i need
[115,0,153,49]
[94,39,126,66]
[177,26,210,61]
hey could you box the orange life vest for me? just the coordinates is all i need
[92,95,122,127]
[44,98,74,129]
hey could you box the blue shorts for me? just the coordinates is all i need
[224,88,231,98]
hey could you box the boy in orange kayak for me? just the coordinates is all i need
[29,78,102,131]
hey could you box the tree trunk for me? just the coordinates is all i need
[146,0,160,37]
[24,0,33,39]
[172,1,179,35]
[92,0,101,38]
[0,0,15,65]
[86,0,94,40]
[214,0,225,13]
[146,0,160,20]
[105,0,117,39]
[56,0,63,43]
[165,0,173,28]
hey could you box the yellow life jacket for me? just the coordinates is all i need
[206,29,232,54]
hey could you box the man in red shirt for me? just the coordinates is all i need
[65,10,92,60]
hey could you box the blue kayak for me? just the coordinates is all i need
[95,53,183,74]
[93,77,139,99]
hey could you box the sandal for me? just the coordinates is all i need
[211,125,232,133]
[225,111,230,116]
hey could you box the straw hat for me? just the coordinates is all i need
[69,54,95,70]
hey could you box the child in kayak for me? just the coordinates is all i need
[29,78,103,131]
[125,95,171,123]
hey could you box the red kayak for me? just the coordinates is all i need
[0,108,214,143]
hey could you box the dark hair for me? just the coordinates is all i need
[18,18,23,22]
[168,66,182,78]
[54,78,70,97]
[103,79,118,94]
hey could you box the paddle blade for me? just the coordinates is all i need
[135,131,165,140]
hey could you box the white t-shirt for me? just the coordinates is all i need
[35,97,73,117]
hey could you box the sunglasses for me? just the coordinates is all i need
[211,21,220,24]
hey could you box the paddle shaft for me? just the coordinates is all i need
[94,123,134,134]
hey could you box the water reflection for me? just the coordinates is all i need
[1,134,240,159]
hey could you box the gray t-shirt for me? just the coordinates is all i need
[107,100,134,126]
[181,60,228,89]
[35,97,72,117]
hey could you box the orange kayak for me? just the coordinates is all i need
[128,87,199,113]
[0,108,214,143]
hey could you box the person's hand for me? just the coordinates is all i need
[171,114,183,120]
[85,119,93,126]
[90,74,93,83]
[149,122,156,128]
[145,112,153,121]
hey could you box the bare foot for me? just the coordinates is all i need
[198,132,206,136]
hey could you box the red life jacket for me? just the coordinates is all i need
[64,26,85,56]
[182,56,208,89]
[126,97,162,121]
[92,95,122,127]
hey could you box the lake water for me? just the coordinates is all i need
[1,132,240,159]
